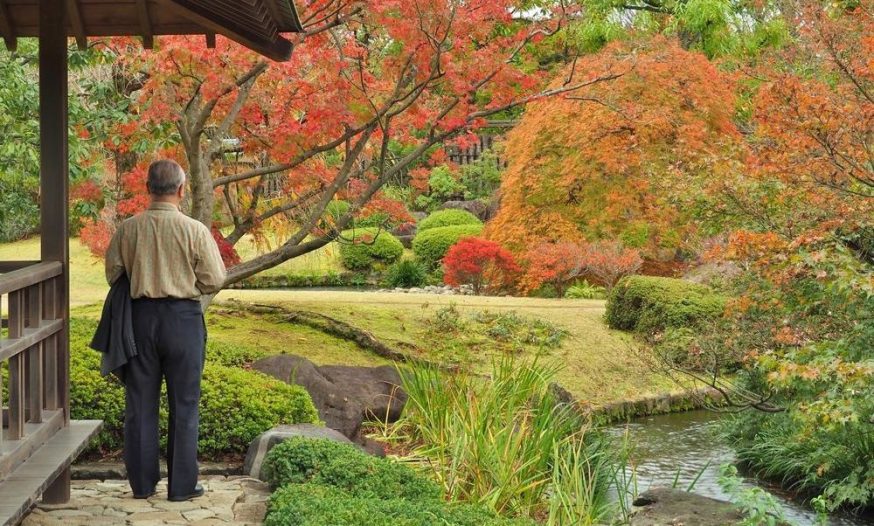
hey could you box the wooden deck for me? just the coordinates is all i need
[0,420,102,526]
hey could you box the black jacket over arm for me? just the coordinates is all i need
[91,274,137,384]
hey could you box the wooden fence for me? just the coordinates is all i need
[446,134,508,168]
[0,262,68,479]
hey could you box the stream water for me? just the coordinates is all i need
[608,410,874,526]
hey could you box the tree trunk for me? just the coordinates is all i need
[186,135,214,227]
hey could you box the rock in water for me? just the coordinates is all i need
[243,424,353,480]
[630,488,745,525]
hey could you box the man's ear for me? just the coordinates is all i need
[177,184,185,199]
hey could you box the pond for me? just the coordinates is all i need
[609,410,874,526]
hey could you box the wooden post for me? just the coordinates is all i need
[39,0,71,505]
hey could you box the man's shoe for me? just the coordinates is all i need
[168,483,205,502]
[133,489,156,499]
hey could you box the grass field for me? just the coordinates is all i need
[2,236,676,406]
[217,290,676,405]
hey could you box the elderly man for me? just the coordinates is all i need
[105,159,226,501]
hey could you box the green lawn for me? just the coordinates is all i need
[232,234,344,277]
[2,236,676,406]
[0,237,109,307]
[217,290,677,406]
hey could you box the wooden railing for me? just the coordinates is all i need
[0,262,68,480]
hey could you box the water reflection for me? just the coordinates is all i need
[607,411,873,526]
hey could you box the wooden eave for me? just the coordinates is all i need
[0,0,303,61]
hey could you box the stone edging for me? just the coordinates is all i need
[72,462,242,481]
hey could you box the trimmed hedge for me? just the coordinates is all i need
[412,224,484,268]
[266,484,535,526]
[263,438,533,526]
[605,276,727,334]
[338,228,405,271]
[229,272,374,290]
[70,318,320,456]
[417,209,482,233]
[262,437,440,500]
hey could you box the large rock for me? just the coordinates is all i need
[243,424,353,480]
[252,355,407,445]
[630,488,744,526]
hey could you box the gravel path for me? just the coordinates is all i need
[22,476,270,525]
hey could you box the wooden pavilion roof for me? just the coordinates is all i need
[0,0,303,61]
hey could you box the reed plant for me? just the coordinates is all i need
[393,356,618,522]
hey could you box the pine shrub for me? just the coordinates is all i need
[338,228,404,271]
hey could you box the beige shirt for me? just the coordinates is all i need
[105,202,227,299]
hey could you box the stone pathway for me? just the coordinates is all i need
[22,476,270,525]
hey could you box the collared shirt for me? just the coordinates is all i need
[105,202,227,299]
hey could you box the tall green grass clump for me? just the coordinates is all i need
[395,357,618,523]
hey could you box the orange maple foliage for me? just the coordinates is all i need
[485,37,741,260]
[521,242,584,296]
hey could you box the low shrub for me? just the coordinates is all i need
[206,340,269,367]
[605,276,727,334]
[70,318,319,457]
[417,209,482,232]
[565,281,606,300]
[338,228,404,271]
[266,484,534,526]
[231,272,374,290]
[412,224,484,268]
[384,259,428,288]
[262,437,440,500]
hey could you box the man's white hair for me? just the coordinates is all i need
[147,160,186,196]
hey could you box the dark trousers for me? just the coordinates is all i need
[125,298,205,498]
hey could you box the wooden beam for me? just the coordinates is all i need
[161,0,293,61]
[0,262,62,296]
[135,0,154,49]
[0,0,16,51]
[205,31,216,48]
[65,0,87,50]
[263,0,283,25]
[0,261,40,273]
[39,0,70,427]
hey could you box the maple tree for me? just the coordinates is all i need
[442,237,520,295]
[660,2,874,509]
[753,2,872,200]
[83,0,619,289]
[579,240,643,290]
[485,37,741,262]
[521,242,584,296]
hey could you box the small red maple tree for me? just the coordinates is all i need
[443,237,520,295]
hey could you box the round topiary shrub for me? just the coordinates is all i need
[338,228,404,271]
[412,224,484,268]
[262,437,440,500]
[417,209,482,233]
[605,276,727,334]
[69,318,320,457]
